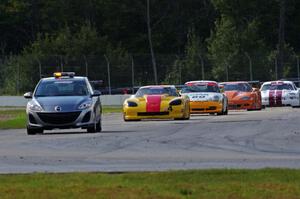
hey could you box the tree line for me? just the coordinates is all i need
[0,0,299,94]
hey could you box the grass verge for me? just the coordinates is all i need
[0,106,122,129]
[0,169,300,198]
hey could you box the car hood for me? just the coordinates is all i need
[225,91,250,99]
[261,90,297,97]
[35,96,90,112]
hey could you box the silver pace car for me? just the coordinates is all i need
[24,72,102,135]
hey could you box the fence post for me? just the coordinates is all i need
[297,56,299,86]
[199,55,205,80]
[131,55,135,94]
[275,57,278,80]
[84,55,88,77]
[245,52,253,81]
[104,54,111,95]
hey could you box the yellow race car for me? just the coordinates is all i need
[123,85,190,121]
[181,81,228,115]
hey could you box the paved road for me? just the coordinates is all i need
[1,107,300,173]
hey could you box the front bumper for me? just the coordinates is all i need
[262,98,300,107]
[27,108,96,130]
[228,99,256,110]
[189,101,223,114]
[123,105,185,120]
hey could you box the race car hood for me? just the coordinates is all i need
[35,96,90,112]
[182,92,223,102]
[261,89,297,98]
[225,91,251,100]
[127,94,180,112]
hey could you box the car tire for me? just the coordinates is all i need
[27,126,43,135]
[96,119,102,132]
[223,107,228,115]
[87,122,97,133]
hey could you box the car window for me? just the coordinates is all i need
[223,83,252,92]
[135,87,178,97]
[181,84,220,93]
[35,79,89,97]
[261,83,294,91]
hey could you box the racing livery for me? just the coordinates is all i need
[220,81,262,110]
[260,81,300,107]
[123,85,190,121]
[181,81,228,115]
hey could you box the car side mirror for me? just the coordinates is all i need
[24,92,33,99]
[91,90,101,97]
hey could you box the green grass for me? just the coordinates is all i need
[0,169,300,198]
[0,106,122,129]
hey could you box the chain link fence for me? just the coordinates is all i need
[1,53,300,95]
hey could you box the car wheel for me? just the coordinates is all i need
[87,122,97,133]
[223,107,228,115]
[27,126,43,135]
[96,119,102,132]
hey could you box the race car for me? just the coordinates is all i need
[24,72,102,135]
[123,85,190,121]
[219,81,262,111]
[181,81,228,115]
[260,80,300,107]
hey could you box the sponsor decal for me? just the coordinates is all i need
[146,95,161,112]
[269,90,275,106]
[275,90,282,106]
[188,93,209,101]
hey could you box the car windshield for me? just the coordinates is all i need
[223,83,252,92]
[181,84,219,93]
[35,79,89,97]
[261,83,294,91]
[135,87,178,97]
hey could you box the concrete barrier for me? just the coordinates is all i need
[0,95,131,107]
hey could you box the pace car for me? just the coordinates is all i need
[123,85,190,121]
[24,72,102,135]
[220,81,262,110]
[260,80,300,107]
[181,81,228,115]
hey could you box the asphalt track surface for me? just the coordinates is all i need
[1,107,300,173]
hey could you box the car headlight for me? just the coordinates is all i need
[28,100,43,112]
[169,99,182,106]
[78,101,92,110]
[240,96,251,101]
[211,95,221,102]
[127,101,138,107]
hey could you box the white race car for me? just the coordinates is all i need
[181,80,228,115]
[260,81,300,107]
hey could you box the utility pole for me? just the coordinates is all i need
[146,0,158,85]
[278,0,286,79]
[104,55,111,95]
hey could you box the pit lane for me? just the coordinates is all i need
[1,107,300,173]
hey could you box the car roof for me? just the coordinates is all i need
[184,80,218,85]
[140,85,176,89]
[220,81,249,85]
[41,76,87,81]
[262,80,293,85]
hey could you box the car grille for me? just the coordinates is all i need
[37,112,81,124]
[137,112,169,116]
[229,104,250,109]
[192,106,216,111]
